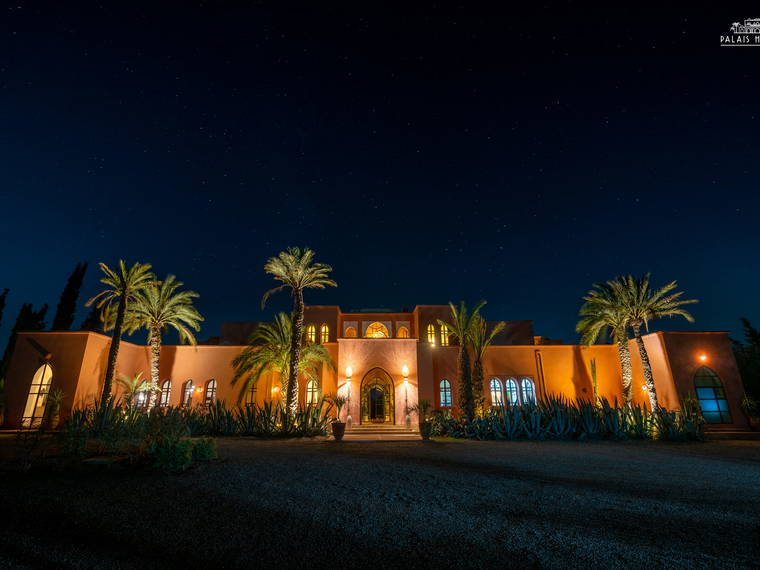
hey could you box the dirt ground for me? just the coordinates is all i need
[0,437,758,569]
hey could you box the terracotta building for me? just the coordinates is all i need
[4,305,748,429]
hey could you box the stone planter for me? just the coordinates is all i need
[331,421,346,441]
[419,421,432,440]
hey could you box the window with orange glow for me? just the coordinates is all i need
[427,324,436,344]
[397,326,410,338]
[305,324,316,343]
[440,324,450,346]
[345,326,357,338]
[365,322,389,338]
[306,380,319,405]
[320,324,329,344]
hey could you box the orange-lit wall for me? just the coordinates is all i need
[2,328,749,428]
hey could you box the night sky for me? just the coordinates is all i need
[2,3,759,347]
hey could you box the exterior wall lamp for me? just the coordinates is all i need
[698,354,707,362]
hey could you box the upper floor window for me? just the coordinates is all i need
[345,326,357,338]
[320,324,329,344]
[440,324,451,346]
[521,378,536,404]
[365,322,389,338]
[159,380,171,407]
[305,324,316,343]
[426,324,436,345]
[490,378,503,406]
[397,326,410,338]
[306,380,319,405]
[505,378,519,405]
[204,379,217,406]
[440,379,452,407]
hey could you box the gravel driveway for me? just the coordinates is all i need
[0,438,758,568]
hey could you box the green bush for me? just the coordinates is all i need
[149,438,194,472]
[192,437,217,461]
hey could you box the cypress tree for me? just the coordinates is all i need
[80,305,102,332]
[0,303,48,377]
[52,262,88,330]
[0,289,8,330]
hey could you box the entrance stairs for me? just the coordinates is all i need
[704,425,760,441]
[339,423,420,441]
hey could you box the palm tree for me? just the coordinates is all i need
[470,315,505,415]
[261,247,337,413]
[122,275,203,407]
[577,282,634,405]
[116,372,155,408]
[438,300,485,423]
[232,312,335,405]
[613,274,698,410]
[86,261,153,403]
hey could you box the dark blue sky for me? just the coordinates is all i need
[1,3,759,346]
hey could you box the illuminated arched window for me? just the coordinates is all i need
[305,324,316,343]
[320,324,329,344]
[440,324,450,346]
[135,390,148,409]
[426,324,436,345]
[694,366,731,423]
[345,326,357,338]
[204,379,217,406]
[365,322,389,338]
[489,378,503,406]
[505,378,519,405]
[440,379,452,408]
[306,380,319,405]
[22,362,53,428]
[159,380,172,407]
[182,380,194,407]
[521,378,536,404]
[397,326,410,338]
[245,382,257,406]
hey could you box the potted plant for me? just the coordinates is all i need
[409,399,433,440]
[741,395,760,431]
[47,387,65,430]
[329,394,348,441]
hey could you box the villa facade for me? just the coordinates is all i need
[4,305,749,429]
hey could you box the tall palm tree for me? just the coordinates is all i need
[438,300,485,423]
[470,316,505,415]
[232,312,335,404]
[122,275,203,407]
[261,247,337,413]
[613,274,697,410]
[577,282,634,405]
[86,261,153,403]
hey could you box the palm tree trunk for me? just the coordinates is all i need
[287,288,304,414]
[459,345,474,423]
[616,337,633,406]
[472,357,484,416]
[148,325,161,409]
[102,295,126,403]
[631,323,658,410]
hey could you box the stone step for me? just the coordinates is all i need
[704,429,760,441]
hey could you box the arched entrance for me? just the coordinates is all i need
[360,367,395,424]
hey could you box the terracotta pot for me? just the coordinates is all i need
[419,421,432,440]
[331,421,346,441]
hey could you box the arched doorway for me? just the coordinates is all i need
[694,366,732,424]
[22,362,53,428]
[360,368,395,424]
